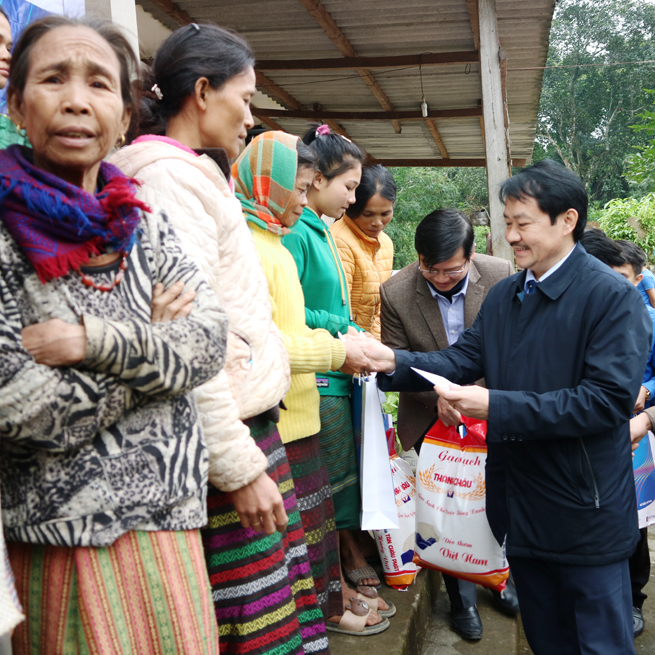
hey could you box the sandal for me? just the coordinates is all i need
[326,599,390,636]
[345,565,381,590]
[356,585,397,619]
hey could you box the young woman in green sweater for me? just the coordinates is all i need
[283,126,395,619]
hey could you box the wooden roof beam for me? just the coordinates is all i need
[466,0,481,51]
[371,158,526,168]
[251,107,283,131]
[324,120,350,138]
[256,51,479,71]
[426,120,449,159]
[251,107,482,121]
[254,73,354,141]
[145,0,193,25]
[256,71,303,111]
[479,0,513,262]
[298,0,402,134]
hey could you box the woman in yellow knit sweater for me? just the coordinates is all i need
[233,131,390,637]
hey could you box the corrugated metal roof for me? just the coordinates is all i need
[135,0,556,164]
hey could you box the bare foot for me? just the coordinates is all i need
[328,607,383,627]
[357,585,390,612]
[340,529,380,587]
[328,562,384,626]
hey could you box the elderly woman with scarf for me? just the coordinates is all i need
[233,131,390,638]
[0,16,227,654]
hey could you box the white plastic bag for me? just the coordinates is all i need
[373,453,419,590]
[414,417,509,591]
[359,375,399,530]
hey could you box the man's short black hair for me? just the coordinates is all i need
[580,229,625,268]
[616,240,647,277]
[414,209,474,268]
[499,159,588,242]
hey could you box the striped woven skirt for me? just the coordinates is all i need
[8,529,218,655]
[284,434,342,620]
[202,416,329,655]
[316,396,361,531]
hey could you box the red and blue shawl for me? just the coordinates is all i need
[0,145,150,283]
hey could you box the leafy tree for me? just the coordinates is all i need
[598,194,655,264]
[534,0,655,204]
[627,90,655,191]
[387,167,489,269]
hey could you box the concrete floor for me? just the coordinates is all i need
[422,527,655,655]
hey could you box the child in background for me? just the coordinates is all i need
[637,265,655,309]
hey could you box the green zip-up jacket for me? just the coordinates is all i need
[283,207,360,397]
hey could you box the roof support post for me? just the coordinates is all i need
[85,0,139,57]
[478,0,514,263]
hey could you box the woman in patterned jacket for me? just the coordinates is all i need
[0,16,227,654]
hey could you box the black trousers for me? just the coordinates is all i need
[629,527,650,610]
[509,556,635,655]
[443,574,477,609]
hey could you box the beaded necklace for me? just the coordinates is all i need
[76,252,128,292]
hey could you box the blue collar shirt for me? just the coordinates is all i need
[427,273,470,346]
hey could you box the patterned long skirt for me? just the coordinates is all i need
[316,396,361,531]
[202,416,329,655]
[8,529,218,655]
[284,434,342,621]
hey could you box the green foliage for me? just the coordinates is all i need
[382,391,399,425]
[597,193,655,262]
[627,90,655,190]
[473,226,490,256]
[387,167,489,269]
[535,0,655,205]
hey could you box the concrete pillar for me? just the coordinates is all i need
[85,0,139,57]
[478,0,514,263]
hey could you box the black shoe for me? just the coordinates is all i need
[634,606,645,638]
[450,605,483,641]
[491,578,520,616]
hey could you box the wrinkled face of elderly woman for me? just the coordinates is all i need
[8,25,130,192]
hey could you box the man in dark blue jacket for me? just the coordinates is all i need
[362,160,652,654]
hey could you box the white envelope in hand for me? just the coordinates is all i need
[411,367,458,393]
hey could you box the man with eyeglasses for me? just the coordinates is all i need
[380,208,514,640]
[363,161,652,655]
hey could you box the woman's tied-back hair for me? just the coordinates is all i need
[136,23,255,137]
[302,124,364,180]
[346,164,396,219]
[296,140,318,170]
[7,15,138,118]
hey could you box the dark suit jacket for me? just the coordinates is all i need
[380,253,513,450]
[379,244,653,565]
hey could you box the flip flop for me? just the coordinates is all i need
[356,586,397,619]
[345,565,382,590]
[326,599,390,636]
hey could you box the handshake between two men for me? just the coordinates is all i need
[339,333,490,425]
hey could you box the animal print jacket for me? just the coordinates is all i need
[0,209,228,548]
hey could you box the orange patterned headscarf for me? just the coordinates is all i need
[232,131,299,236]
